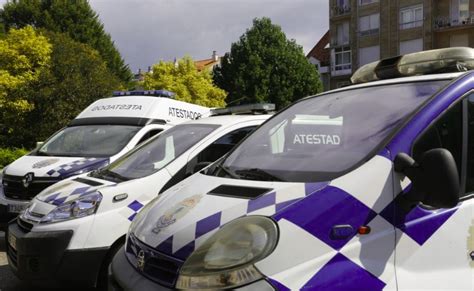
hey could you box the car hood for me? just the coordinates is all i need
[30,175,114,212]
[131,172,327,260]
[4,155,109,179]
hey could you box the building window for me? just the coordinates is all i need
[450,34,469,47]
[359,45,380,67]
[399,38,423,55]
[334,46,351,71]
[335,22,350,45]
[400,5,423,29]
[359,13,380,36]
[332,0,351,16]
[359,0,378,5]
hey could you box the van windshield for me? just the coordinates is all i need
[217,80,449,182]
[99,123,219,180]
[37,125,141,157]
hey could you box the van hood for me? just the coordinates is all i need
[30,175,115,213]
[131,172,327,260]
[4,155,109,179]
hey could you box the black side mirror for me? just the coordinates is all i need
[394,148,459,209]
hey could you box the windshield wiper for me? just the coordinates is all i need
[36,150,51,156]
[98,169,129,182]
[216,164,240,179]
[235,168,284,182]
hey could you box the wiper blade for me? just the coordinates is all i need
[216,164,240,179]
[36,151,51,156]
[235,168,283,182]
[99,169,129,182]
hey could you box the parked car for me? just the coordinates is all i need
[0,90,209,227]
[6,104,273,288]
[110,48,474,290]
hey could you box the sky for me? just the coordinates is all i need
[1,0,329,73]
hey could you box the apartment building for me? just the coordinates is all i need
[328,0,474,89]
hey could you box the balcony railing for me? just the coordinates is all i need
[434,16,474,30]
[331,5,351,17]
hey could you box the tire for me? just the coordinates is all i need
[97,241,124,290]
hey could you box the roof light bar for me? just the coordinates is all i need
[112,90,175,98]
[351,47,474,84]
[211,103,275,116]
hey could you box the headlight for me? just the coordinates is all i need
[176,216,278,290]
[39,191,102,224]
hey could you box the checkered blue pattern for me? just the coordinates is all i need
[126,200,144,221]
[42,185,93,206]
[155,182,328,260]
[46,158,108,178]
[150,153,460,290]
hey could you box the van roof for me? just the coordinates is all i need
[73,96,210,126]
[183,113,272,126]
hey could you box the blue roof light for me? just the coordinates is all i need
[112,90,175,98]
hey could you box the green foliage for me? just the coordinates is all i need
[143,56,227,107]
[0,0,132,83]
[0,26,51,136]
[0,147,28,168]
[213,17,322,108]
[2,31,121,148]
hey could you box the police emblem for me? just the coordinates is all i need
[152,194,203,234]
[136,250,145,271]
[22,172,34,188]
[32,158,60,169]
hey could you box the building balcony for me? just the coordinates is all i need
[331,5,351,18]
[434,16,474,31]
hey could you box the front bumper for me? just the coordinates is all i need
[0,195,30,227]
[108,247,276,291]
[6,220,108,287]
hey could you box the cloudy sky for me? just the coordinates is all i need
[1,0,329,73]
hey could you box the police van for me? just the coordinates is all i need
[0,90,209,227]
[6,104,273,287]
[109,48,474,290]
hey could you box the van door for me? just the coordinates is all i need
[395,95,474,290]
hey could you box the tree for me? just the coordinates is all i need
[0,26,51,136]
[213,17,322,108]
[143,56,226,108]
[0,0,132,83]
[3,31,121,148]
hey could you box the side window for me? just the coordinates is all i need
[412,100,463,184]
[196,126,256,164]
[136,129,162,145]
[159,126,256,194]
[466,94,474,193]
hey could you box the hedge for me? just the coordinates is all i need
[0,148,29,169]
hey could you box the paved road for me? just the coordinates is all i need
[0,232,97,291]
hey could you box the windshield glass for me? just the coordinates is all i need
[217,80,449,182]
[37,125,141,157]
[100,123,219,180]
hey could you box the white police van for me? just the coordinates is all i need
[0,90,209,227]
[6,104,273,288]
[109,48,474,290]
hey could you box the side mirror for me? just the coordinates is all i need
[394,148,459,209]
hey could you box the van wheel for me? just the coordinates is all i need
[97,241,124,290]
